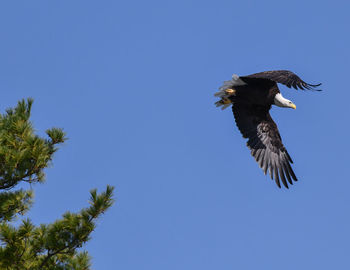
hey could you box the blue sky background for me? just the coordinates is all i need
[0,0,349,269]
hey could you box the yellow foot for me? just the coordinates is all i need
[225,88,236,95]
[215,97,232,110]
[221,97,232,104]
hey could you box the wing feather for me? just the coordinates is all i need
[258,149,265,168]
[286,161,298,181]
[262,150,269,175]
[241,70,321,91]
[273,157,281,188]
[278,159,288,188]
[281,159,293,185]
[232,103,297,188]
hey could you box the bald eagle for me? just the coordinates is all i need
[215,70,321,188]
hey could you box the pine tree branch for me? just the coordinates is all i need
[0,166,43,190]
[39,247,67,269]
[0,100,113,269]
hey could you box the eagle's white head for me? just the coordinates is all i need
[274,93,296,109]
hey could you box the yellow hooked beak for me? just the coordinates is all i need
[290,103,296,110]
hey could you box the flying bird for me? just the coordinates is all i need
[214,70,321,188]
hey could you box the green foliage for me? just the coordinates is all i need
[0,189,33,222]
[0,99,114,269]
[0,98,67,190]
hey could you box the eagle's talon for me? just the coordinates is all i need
[225,89,236,95]
[221,98,231,104]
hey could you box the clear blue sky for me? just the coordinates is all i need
[0,0,349,269]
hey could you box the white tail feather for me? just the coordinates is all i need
[214,74,245,110]
[214,74,245,97]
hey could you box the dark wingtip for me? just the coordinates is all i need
[310,83,322,87]
[307,82,322,91]
[276,181,281,188]
[280,179,289,189]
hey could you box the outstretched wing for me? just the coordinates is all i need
[241,70,321,91]
[232,103,297,188]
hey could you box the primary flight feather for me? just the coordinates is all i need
[214,70,321,188]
